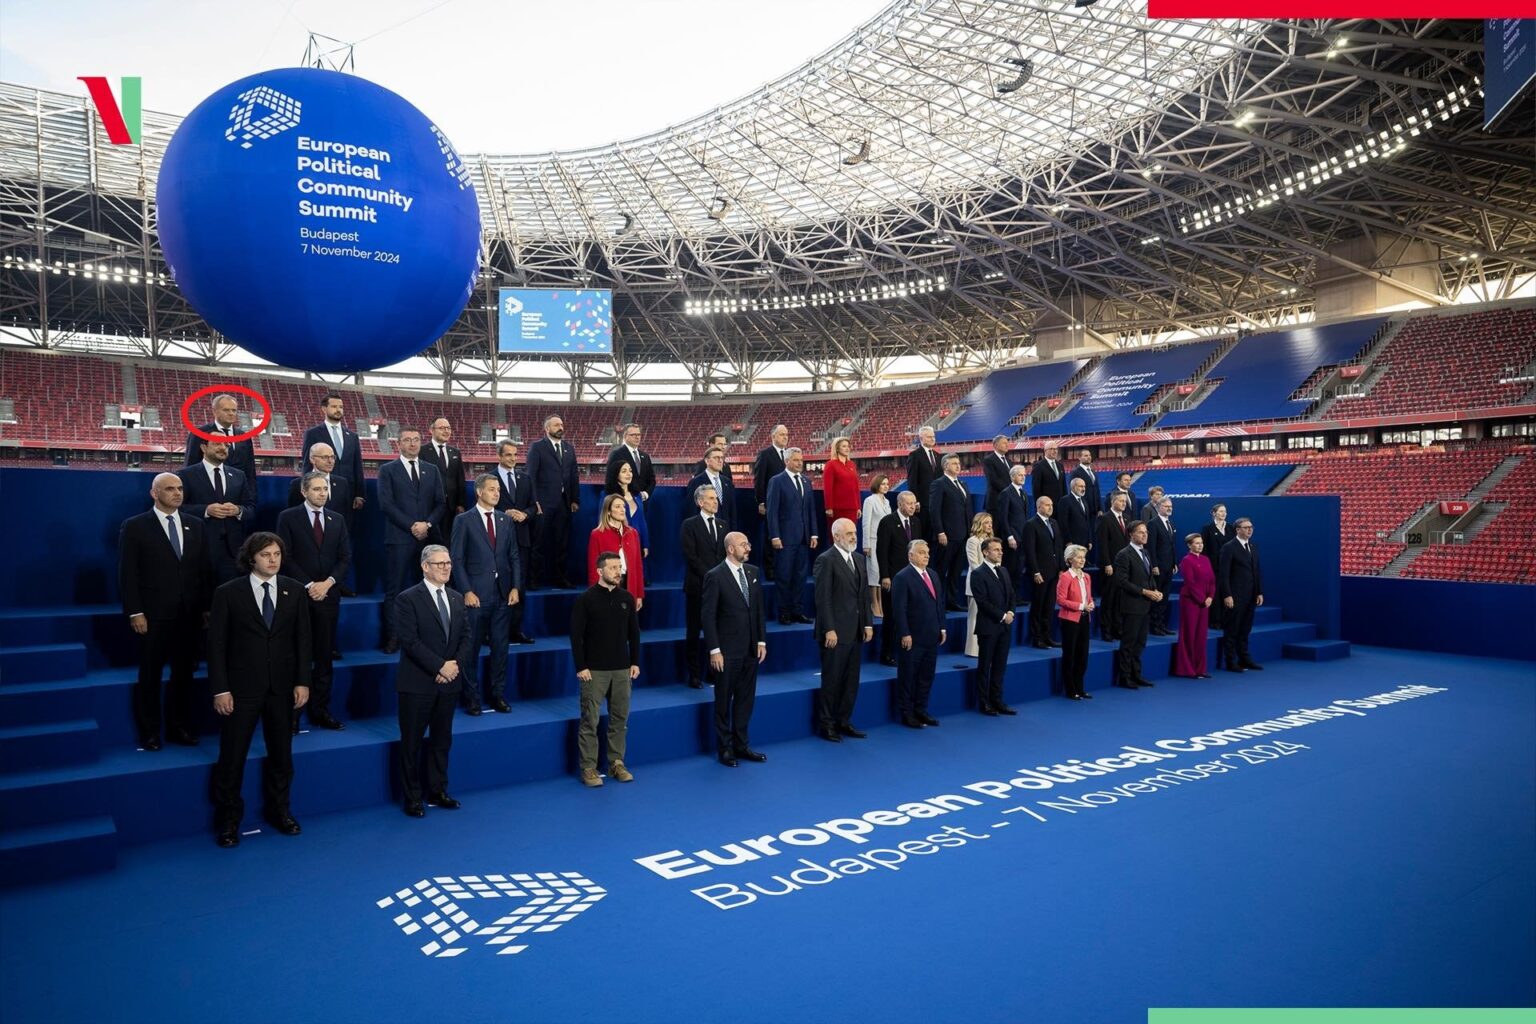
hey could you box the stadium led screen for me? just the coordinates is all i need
[497,288,613,355]
[1485,18,1536,128]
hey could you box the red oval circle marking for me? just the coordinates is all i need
[179,384,273,446]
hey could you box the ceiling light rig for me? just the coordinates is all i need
[1179,81,1479,235]
[683,276,947,316]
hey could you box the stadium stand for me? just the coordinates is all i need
[1400,453,1536,583]
[1027,340,1223,437]
[935,360,1086,443]
[857,377,977,451]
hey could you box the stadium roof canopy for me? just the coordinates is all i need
[1,4,1532,395]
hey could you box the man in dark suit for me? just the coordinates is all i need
[526,414,580,589]
[301,393,365,527]
[687,446,736,530]
[981,434,1015,509]
[421,417,467,539]
[492,440,536,644]
[1111,521,1163,690]
[753,423,789,575]
[702,532,768,767]
[208,532,312,847]
[394,545,473,817]
[1060,476,1095,556]
[693,432,731,477]
[890,539,946,729]
[1095,492,1133,639]
[1107,472,1138,520]
[1069,449,1101,520]
[876,490,924,666]
[905,425,942,515]
[1023,495,1066,648]
[275,472,350,731]
[927,454,970,611]
[766,447,818,625]
[604,422,656,501]
[1031,443,1067,510]
[993,463,1030,598]
[1147,497,1178,636]
[1217,517,1265,673]
[286,442,352,517]
[183,392,257,506]
[813,518,874,742]
[681,482,730,688]
[450,474,521,715]
[119,472,211,750]
[970,538,1017,716]
[177,439,254,585]
[378,427,445,653]
[1140,486,1167,528]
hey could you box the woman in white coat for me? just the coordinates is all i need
[861,473,892,617]
[963,511,994,658]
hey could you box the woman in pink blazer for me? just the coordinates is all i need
[1055,544,1095,700]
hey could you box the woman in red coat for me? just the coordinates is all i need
[588,493,645,609]
[1055,545,1095,700]
[1172,533,1214,678]
[822,436,861,532]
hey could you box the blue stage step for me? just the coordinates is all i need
[0,718,100,773]
[1,643,87,684]
[1283,639,1352,661]
[0,815,116,884]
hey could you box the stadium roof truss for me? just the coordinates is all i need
[1,4,1532,397]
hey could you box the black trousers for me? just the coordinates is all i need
[684,589,705,683]
[303,598,339,718]
[817,641,862,730]
[1150,568,1173,630]
[212,689,295,827]
[133,613,200,741]
[1222,597,1257,665]
[975,628,1010,710]
[937,540,965,607]
[1116,611,1150,683]
[1029,572,1059,643]
[398,689,456,805]
[383,541,424,642]
[714,655,758,755]
[1059,617,1090,697]
[508,544,533,633]
[1099,571,1121,639]
[897,643,938,716]
[532,507,571,587]
[1001,545,1020,597]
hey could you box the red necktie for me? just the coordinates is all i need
[485,511,496,547]
[312,510,324,547]
[921,570,935,599]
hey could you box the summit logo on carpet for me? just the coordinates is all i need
[376,872,608,958]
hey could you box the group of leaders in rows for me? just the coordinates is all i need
[116,394,1264,847]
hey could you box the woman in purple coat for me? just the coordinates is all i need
[1172,533,1214,678]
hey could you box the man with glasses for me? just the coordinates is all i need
[395,545,472,818]
[378,427,445,653]
[184,393,257,507]
[302,393,365,529]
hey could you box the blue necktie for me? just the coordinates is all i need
[166,515,182,560]
[261,582,274,629]
[736,567,750,603]
[436,588,451,639]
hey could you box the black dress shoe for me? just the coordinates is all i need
[266,814,302,836]
[427,792,461,810]
[464,704,483,717]
[291,717,302,734]
[331,649,343,660]
[838,725,867,739]
[797,614,816,625]
[1136,679,1156,688]
[167,727,199,747]
[382,639,400,654]
[820,729,843,743]
[687,679,703,689]
[1226,664,1247,673]
[1241,660,1264,671]
[902,715,926,729]
[1113,681,1138,689]
[1031,642,1051,650]
[1081,692,1094,699]
[996,705,1017,715]
[778,616,794,626]
[880,655,898,667]
[141,735,162,751]
[491,698,512,714]
[310,712,345,730]
[917,713,940,727]
[738,749,768,763]
[510,633,536,645]
[718,753,739,768]
[980,706,999,716]
[1045,640,1062,648]
[1067,693,1083,701]
[1197,673,1212,679]
[216,826,240,848]
[404,802,425,817]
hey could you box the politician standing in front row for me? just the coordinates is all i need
[813,518,873,742]
[702,532,768,768]
[766,447,818,624]
[451,474,521,716]
[570,551,641,787]
[891,539,946,729]
[1218,517,1265,673]
[275,471,350,732]
[680,483,729,688]
[969,537,1016,716]
[1111,521,1162,690]
[1055,544,1095,700]
[395,545,472,817]
[208,532,311,848]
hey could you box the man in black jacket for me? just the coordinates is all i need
[753,424,789,574]
[1022,496,1065,648]
[927,454,970,611]
[1031,444,1067,508]
[394,545,473,817]
[1095,492,1132,639]
[686,446,736,530]
[604,422,656,501]
[1059,476,1095,556]
[1068,449,1102,520]
[905,426,942,515]
[275,472,351,731]
[1112,521,1163,690]
[992,464,1030,597]
[702,532,768,767]
[183,392,257,506]
[118,472,211,750]
[421,417,467,539]
[208,532,312,847]
[981,434,1015,509]
[301,393,365,529]
[177,439,254,585]
[969,538,1017,716]
[492,440,536,644]
[570,552,642,787]
[1147,497,1179,636]
[680,482,729,688]
[285,442,352,519]
[813,518,873,742]
[876,490,924,666]
[1218,518,1265,672]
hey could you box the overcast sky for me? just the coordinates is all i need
[0,0,883,154]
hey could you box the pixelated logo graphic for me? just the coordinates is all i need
[376,872,607,958]
[502,294,524,316]
[556,290,612,352]
[224,85,302,148]
[430,125,474,191]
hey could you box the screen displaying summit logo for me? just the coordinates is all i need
[376,872,607,958]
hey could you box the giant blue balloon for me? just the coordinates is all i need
[156,68,481,373]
